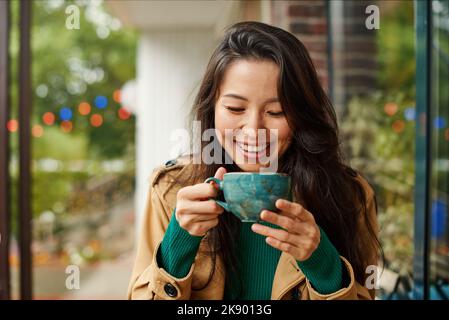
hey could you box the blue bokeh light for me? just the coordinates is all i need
[434,117,446,129]
[95,96,108,109]
[404,107,416,121]
[59,107,73,121]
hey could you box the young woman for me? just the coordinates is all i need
[128,21,381,300]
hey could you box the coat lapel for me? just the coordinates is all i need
[271,252,305,299]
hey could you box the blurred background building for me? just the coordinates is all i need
[0,0,448,300]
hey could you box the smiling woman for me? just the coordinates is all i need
[128,21,381,300]
[214,59,292,172]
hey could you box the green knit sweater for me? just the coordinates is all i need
[156,208,343,299]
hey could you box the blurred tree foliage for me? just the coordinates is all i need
[8,0,137,231]
[340,94,415,272]
[376,0,416,98]
[340,1,416,273]
[9,0,137,160]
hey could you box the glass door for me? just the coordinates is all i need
[429,0,449,300]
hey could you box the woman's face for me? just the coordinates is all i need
[214,59,293,172]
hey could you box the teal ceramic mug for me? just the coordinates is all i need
[204,172,292,222]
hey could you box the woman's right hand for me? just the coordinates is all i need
[175,167,227,236]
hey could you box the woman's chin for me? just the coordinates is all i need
[235,163,264,172]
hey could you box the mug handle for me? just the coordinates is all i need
[204,177,230,212]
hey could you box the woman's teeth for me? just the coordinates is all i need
[236,142,269,153]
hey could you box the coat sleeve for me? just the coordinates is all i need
[305,175,379,300]
[127,168,197,300]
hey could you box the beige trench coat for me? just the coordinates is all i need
[127,156,378,300]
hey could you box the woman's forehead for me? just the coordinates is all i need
[219,60,279,100]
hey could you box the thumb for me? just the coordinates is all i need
[214,166,227,180]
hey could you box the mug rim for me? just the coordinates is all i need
[224,172,289,177]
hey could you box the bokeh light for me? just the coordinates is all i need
[434,116,446,129]
[60,107,73,121]
[118,107,131,120]
[32,124,44,138]
[42,112,55,125]
[392,119,405,133]
[445,129,449,141]
[113,90,121,103]
[90,114,103,127]
[94,96,108,109]
[404,107,416,121]
[7,119,18,132]
[60,120,73,133]
[78,102,91,116]
[384,102,398,117]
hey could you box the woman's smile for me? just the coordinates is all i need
[234,138,271,161]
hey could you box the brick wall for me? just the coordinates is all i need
[272,0,329,90]
[270,0,378,112]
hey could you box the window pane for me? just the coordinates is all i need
[330,0,416,298]
[430,0,449,300]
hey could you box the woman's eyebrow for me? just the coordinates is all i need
[222,93,279,104]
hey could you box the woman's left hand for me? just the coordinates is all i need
[251,198,321,261]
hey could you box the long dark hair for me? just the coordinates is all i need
[179,21,382,298]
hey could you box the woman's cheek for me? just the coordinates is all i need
[276,124,293,156]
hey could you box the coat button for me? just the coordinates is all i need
[164,283,178,297]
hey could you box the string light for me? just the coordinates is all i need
[90,114,103,127]
[40,89,129,131]
[94,96,108,109]
[392,120,405,133]
[42,112,55,125]
[384,102,398,117]
[78,102,91,116]
[113,90,121,103]
[60,107,73,121]
[60,120,73,133]
[7,119,18,132]
[404,107,416,121]
[118,107,131,120]
[32,124,44,138]
[434,117,446,130]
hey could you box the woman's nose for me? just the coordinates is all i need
[241,112,266,142]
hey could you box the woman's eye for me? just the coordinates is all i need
[267,110,284,117]
[225,106,245,113]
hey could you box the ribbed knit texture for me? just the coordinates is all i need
[296,228,343,294]
[156,208,204,278]
[158,208,343,297]
[224,221,282,300]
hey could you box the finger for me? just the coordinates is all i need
[275,199,314,222]
[189,215,220,225]
[214,166,227,180]
[265,237,301,256]
[187,218,220,237]
[186,199,225,215]
[251,223,300,245]
[259,210,293,231]
[260,210,311,235]
[180,183,219,200]
[207,166,227,191]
